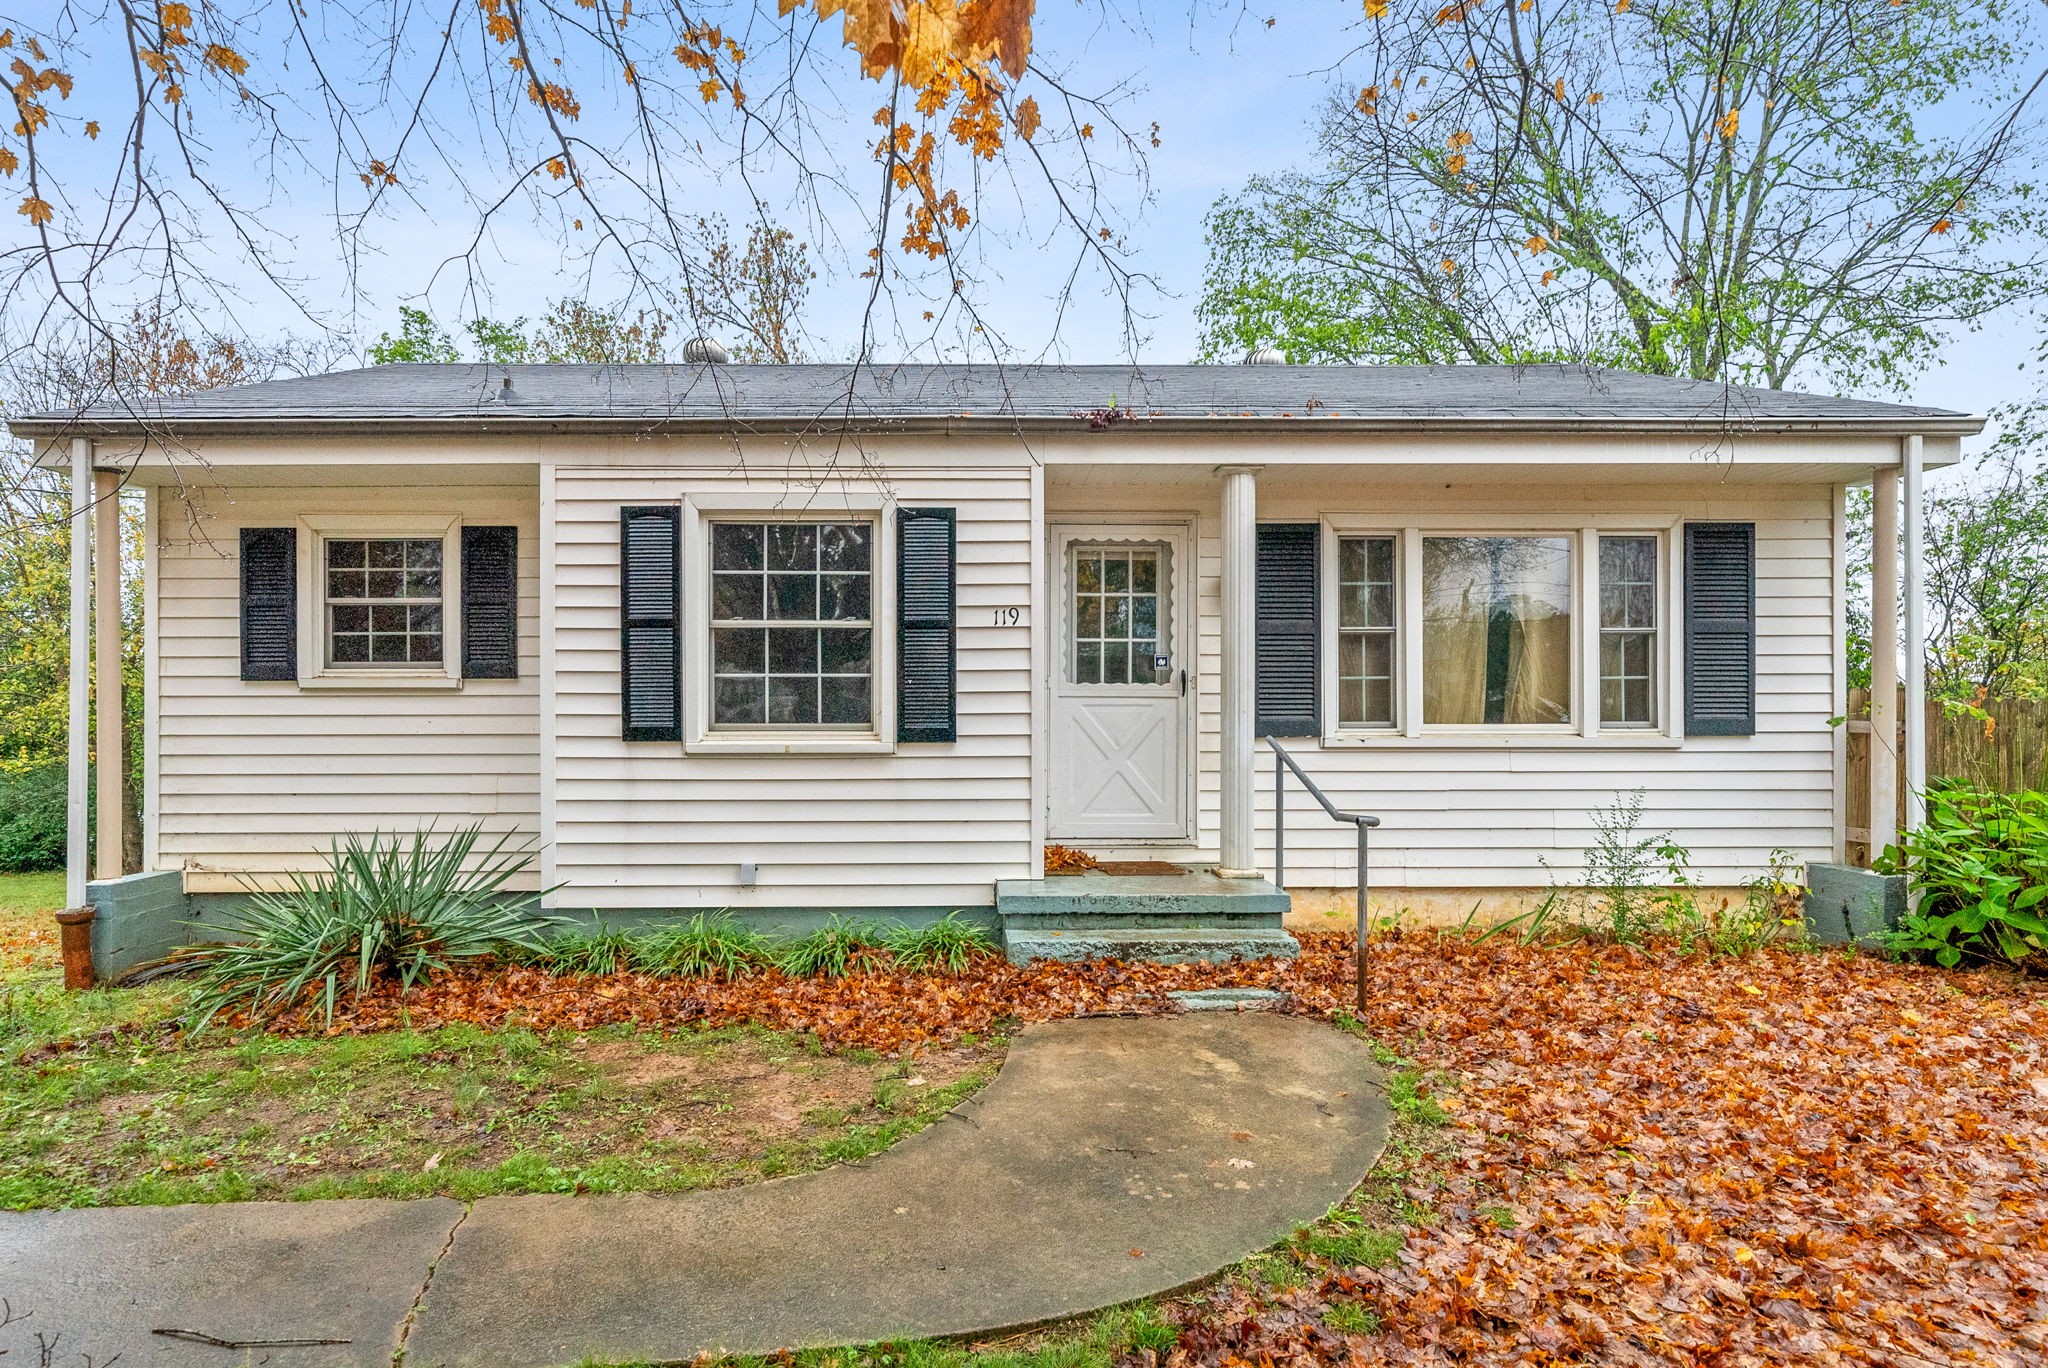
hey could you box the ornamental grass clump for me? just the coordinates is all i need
[884,913,995,973]
[1881,782,2048,972]
[184,823,548,1031]
[633,912,772,980]
[773,916,893,978]
[525,920,638,976]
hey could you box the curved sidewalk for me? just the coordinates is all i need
[0,1012,1389,1368]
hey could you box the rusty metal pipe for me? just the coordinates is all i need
[56,908,95,989]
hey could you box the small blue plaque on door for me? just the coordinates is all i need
[1153,653,1169,670]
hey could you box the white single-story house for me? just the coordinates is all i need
[17,361,1974,967]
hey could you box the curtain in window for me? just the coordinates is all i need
[1422,536,1573,725]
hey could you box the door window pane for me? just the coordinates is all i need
[1338,536,1397,726]
[709,520,874,729]
[1069,545,1170,686]
[1422,536,1573,725]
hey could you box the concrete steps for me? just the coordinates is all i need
[996,869,1297,965]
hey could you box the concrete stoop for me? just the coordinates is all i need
[997,868,1298,965]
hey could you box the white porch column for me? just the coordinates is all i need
[67,437,92,910]
[1869,466,1900,858]
[1902,434,1928,835]
[94,470,124,880]
[1218,465,1260,878]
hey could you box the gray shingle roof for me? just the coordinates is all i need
[8,361,1978,437]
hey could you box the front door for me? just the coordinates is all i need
[1048,524,1191,841]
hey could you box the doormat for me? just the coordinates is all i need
[1092,860,1191,877]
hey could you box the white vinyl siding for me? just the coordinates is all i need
[548,463,1034,908]
[152,483,541,890]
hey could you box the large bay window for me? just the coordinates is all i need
[1329,525,1670,739]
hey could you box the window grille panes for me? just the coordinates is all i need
[1070,547,1164,685]
[1338,536,1397,726]
[1599,535,1658,726]
[325,537,444,666]
[1422,536,1573,725]
[711,520,873,727]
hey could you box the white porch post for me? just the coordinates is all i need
[1902,434,1928,835]
[66,437,93,910]
[1218,465,1260,878]
[1869,466,1900,858]
[94,470,124,880]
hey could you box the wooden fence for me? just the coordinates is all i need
[1844,687,2048,866]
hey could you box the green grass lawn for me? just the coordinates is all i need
[0,871,999,1210]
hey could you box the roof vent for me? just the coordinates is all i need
[682,336,731,364]
[1244,345,1286,366]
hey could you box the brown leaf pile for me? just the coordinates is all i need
[1044,842,1100,873]
[1161,937,2048,1367]
[262,933,2048,1363]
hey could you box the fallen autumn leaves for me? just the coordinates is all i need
[266,932,2045,1365]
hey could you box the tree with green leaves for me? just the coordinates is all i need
[367,300,672,366]
[1846,406,2048,703]
[1199,0,2047,391]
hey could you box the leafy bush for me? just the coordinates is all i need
[183,824,549,1031]
[773,916,892,978]
[633,912,771,980]
[884,913,994,973]
[0,762,67,873]
[1879,783,2048,971]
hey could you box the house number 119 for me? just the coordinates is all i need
[992,607,1022,626]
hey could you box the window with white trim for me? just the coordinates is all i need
[709,520,874,728]
[1327,527,1667,736]
[322,537,446,667]
[1599,534,1659,726]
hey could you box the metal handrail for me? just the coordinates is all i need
[1266,736,1380,1012]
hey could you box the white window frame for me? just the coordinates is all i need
[1319,516,1685,749]
[295,514,463,689]
[680,493,897,755]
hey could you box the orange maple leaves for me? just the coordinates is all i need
[795,0,1033,86]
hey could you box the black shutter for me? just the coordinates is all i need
[239,527,297,682]
[461,525,519,679]
[1684,521,1756,737]
[1255,522,1320,737]
[620,506,682,741]
[897,507,957,743]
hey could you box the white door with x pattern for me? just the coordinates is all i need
[1048,525,1191,841]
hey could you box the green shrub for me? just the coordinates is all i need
[527,920,638,976]
[182,823,550,1031]
[773,916,892,978]
[0,762,67,873]
[884,912,994,973]
[1879,782,2048,971]
[632,912,771,980]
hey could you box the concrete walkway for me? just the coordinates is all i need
[0,1013,1388,1368]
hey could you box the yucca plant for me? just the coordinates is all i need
[183,823,550,1031]
[773,916,893,978]
[633,912,771,980]
[885,913,995,973]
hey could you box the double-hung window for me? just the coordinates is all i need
[323,537,446,667]
[1329,528,1666,736]
[709,520,874,729]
